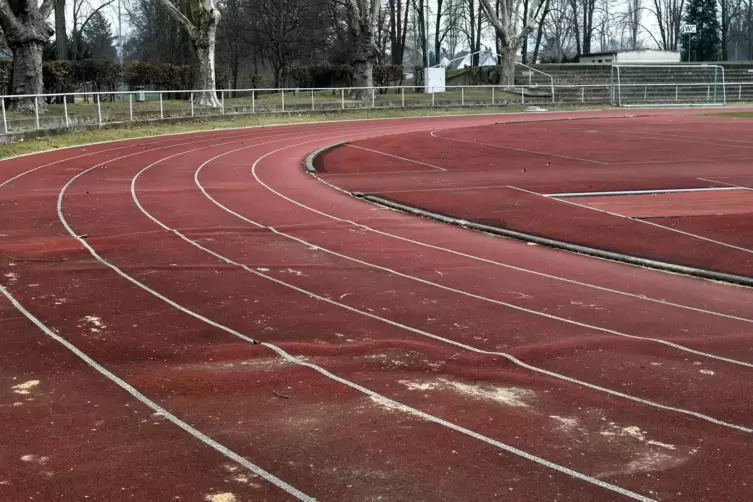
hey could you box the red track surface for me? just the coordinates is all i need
[320,114,753,278]
[2,110,753,501]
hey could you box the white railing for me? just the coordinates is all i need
[1,82,751,136]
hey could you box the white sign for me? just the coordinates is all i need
[680,25,697,34]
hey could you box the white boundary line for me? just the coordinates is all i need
[0,283,316,502]
[700,178,753,191]
[192,143,753,371]
[344,144,447,171]
[44,131,658,502]
[513,186,753,255]
[307,147,753,326]
[165,139,753,432]
[547,187,741,198]
[429,130,610,165]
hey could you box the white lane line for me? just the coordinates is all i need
[189,141,753,432]
[1,130,320,500]
[547,187,741,198]
[514,185,753,255]
[429,130,609,165]
[372,185,514,194]
[312,174,753,326]
[343,144,447,171]
[196,148,753,372]
[126,146,659,501]
[699,178,753,191]
[0,284,316,502]
[319,169,442,176]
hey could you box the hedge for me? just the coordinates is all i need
[290,63,404,90]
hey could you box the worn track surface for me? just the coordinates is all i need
[2,109,753,502]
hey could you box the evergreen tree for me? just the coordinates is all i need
[82,11,118,63]
[681,0,721,60]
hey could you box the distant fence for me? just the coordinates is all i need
[2,82,752,137]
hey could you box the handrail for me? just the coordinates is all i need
[515,62,555,104]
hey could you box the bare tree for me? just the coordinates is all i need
[55,0,65,59]
[646,0,684,50]
[155,0,221,106]
[336,0,379,99]
[0,0,55,111]
[720,0,744,59]
[624,0,641,49]
[387,0,409,64]
[480,0,545,85]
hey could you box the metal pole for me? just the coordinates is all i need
[341,88,344,109]
[372,88,375,108]
[97,93,102,125]
[461,86,464,106]
[581,86,584,104]
[281,90,285,112]
[159,93,164,119]
[1,98,7,134]
[252,90,255,113]
[401,87,405,107]
[675,85,678,101]
[492,86,495,105]
[34,97,40,129]
[311,89,315,111]
[129,93,133,121]
[63,96,69,127]
[190,92,194,116]
[221,90,225,114]
[740,83,742,101]
[521,86,524,104]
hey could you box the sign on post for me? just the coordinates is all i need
[680,25,697,34]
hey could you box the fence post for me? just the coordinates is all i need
[97,93,102,125]
[431,87,435,106]
[580,86,584,104]
[281,90,285,112]
[34,97,40,130]
[643,84,647,102]
[1,98,7,134]
[371,87,375,109]
[311,89,315,111]
[521,86,525,105]
[190,92,194,116]
[129,93,133,121]
[252,90,255,113]
[63,96,69,127]
[707,84,710,101]
[740,83,743,101]
[221,90,225,114]
[492,87,495,105]
[675,85,678,102]
[461,86,464,106]
[159,92,164,119]
[401,87,405,108]
[340,89,344,109]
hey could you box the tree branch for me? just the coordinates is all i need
[79,0,116,35]
[40,0,55,18]
[0,0,24,41]
[155,0,197,39]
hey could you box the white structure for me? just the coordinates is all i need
[579,50,681,65]
[424,67,446,93]
[455,49,499,68]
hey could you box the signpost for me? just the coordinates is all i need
[681,25,697,62]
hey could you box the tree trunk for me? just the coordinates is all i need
[350,31,375,100]
[194,42,220,107]
[55,0,67,60]
[500,44,517,87]
[10,42,46,113]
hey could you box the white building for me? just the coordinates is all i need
[578,50,681,65]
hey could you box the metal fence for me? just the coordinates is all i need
[2,82,752,136]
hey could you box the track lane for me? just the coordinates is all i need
[0,119,650,500]
[5,111,752,502]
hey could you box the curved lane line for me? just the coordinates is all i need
[123,138,658,501]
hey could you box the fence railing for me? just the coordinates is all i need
[1,82,751,136]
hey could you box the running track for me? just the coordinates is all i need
[2,110,753,501]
